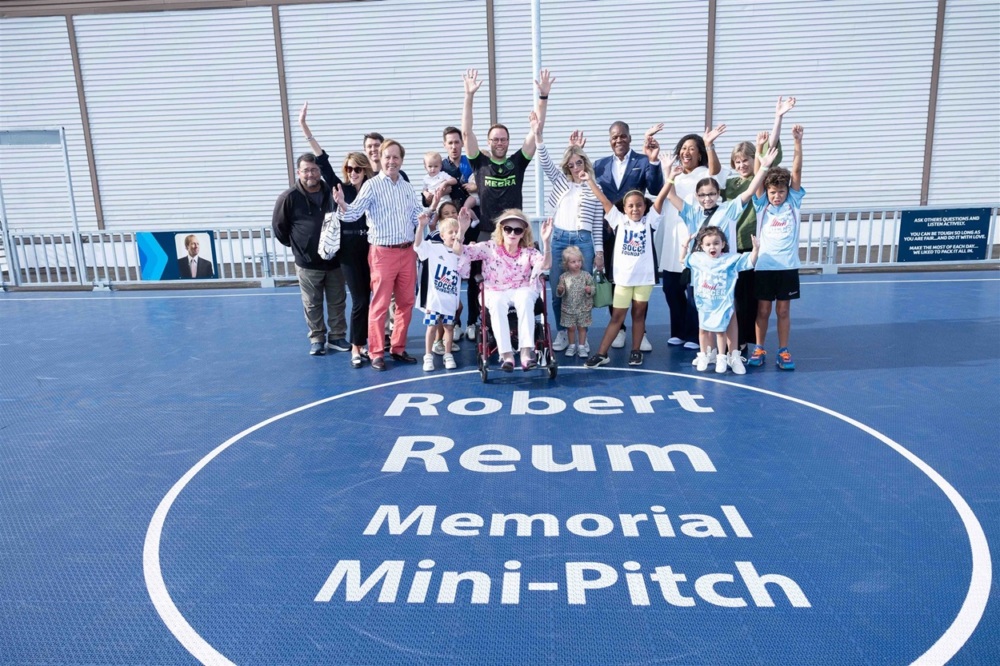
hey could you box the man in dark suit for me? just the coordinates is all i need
[592,121,664,351]
[178,234,214,278]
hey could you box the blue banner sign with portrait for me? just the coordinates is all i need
[137,231,217,280]
[897,208,991,262]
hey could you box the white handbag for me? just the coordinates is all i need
[319,212,341,260]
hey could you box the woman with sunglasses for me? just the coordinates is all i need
[299,102,375,368]
[455,209,554,372]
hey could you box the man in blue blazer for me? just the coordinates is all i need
[592,121,664,351]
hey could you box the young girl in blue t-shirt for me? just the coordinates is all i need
[681,226,759,374]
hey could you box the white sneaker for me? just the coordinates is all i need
[667,337,683,346]
[578,341,590,358]
[612,329,627,349]
[443,353,457,370]
[564,343,577,357]
[692,347,718,367]
[432,340,445,355]
[728,351,746,375]
[423,354,435,372]
[453,327,464,341]
[450,341,461,352]
[466,324,477,341]
[639,334,652,352]
[715,354,728,374]
[683,341,700,350]
[552,330,569,351]
[695,352,710,372]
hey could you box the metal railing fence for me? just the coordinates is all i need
[2,205,997,290]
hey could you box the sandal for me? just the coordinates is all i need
[521,359,538,371]
[351,354,364,369]
[500,360,515,373]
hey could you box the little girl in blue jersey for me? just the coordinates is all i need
[666,145,777,373]
[682,226,759,374]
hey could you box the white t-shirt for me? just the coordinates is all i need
[606,207,660,287]
[753,187,806,270]
[416,240,461,316]
[655,165,725,273]
[422,172,454,202]
[553,184,584,231]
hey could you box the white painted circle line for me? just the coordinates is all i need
[144,368,991,666]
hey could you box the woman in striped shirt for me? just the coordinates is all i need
[529,110,605,357]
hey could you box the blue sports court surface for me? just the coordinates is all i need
[1,270,997,665]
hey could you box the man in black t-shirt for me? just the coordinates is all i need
[460,67,553,336]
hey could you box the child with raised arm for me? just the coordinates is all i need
[414,211,464,372]
[681,226,760,374]
[581,169,670,368]
[665,146,778,373]
[555,246,595,358]
[749,124,805,371]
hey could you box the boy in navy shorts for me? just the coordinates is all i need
[749,124,804,370]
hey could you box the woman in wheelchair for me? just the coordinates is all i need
[456,209,554,371]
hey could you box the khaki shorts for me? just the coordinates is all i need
[612,284,654,309]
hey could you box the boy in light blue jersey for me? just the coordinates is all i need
[750,124,805,370]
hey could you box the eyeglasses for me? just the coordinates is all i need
[502,226,525,235]
[488,137,509,144]
[346,166,365,174]
[299,167,320,175]
[697,192,719,199]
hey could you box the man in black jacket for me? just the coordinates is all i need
[272,154,349,356]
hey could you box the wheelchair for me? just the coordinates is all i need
[475,273,558,383]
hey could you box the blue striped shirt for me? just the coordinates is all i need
[338,172,424,246]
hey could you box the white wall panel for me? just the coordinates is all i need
[0,17,98,232]
[74,8,287,229]
[928,0,1000,205]
[714,0,938,208]
[280,0,489,200]
[494,0,709,216]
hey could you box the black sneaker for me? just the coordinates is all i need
[584,353,610,368]
[628,350,643,366]
[309,342,325,356]
[327,337,351,352]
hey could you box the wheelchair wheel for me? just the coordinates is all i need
[548,363,558,379]
[480,365,489,383]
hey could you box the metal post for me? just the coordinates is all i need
[59,127,86,285]
[0,178,22,287]
[530,0,545,220]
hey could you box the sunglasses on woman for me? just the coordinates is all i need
[346,166,365,174]
[502,226,525,235]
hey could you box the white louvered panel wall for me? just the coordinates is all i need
[0,17,98,232]
[73,8,287,230]
[928,0,1000,204]
[279,0,489,198]
[713,0,939,208]
[493,0,710,216]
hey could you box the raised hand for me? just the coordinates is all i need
[577,170,591,183]
[535,69,555,97]
[791,124,804,141]
[458,207,472,233]
[568,129,587,148]
[333,184,346,208]
[540,217,554,243]
[464,68,483,96]
[644,122,665,138]
[756,130,769,150]
[760,145,779,169]
[703,123,727,146]
[298,101,309,127]
[417,211,432,228]
[668,164,683,180]
[776,96,797,118]
[644,135,660,163]
[529,110,542,139]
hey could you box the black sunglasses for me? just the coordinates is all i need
[346,166,365,174]
[502,226,525,235]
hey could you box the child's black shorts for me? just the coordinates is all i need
[754,269,800,301]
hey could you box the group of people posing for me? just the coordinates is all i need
[271,69,806,374]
